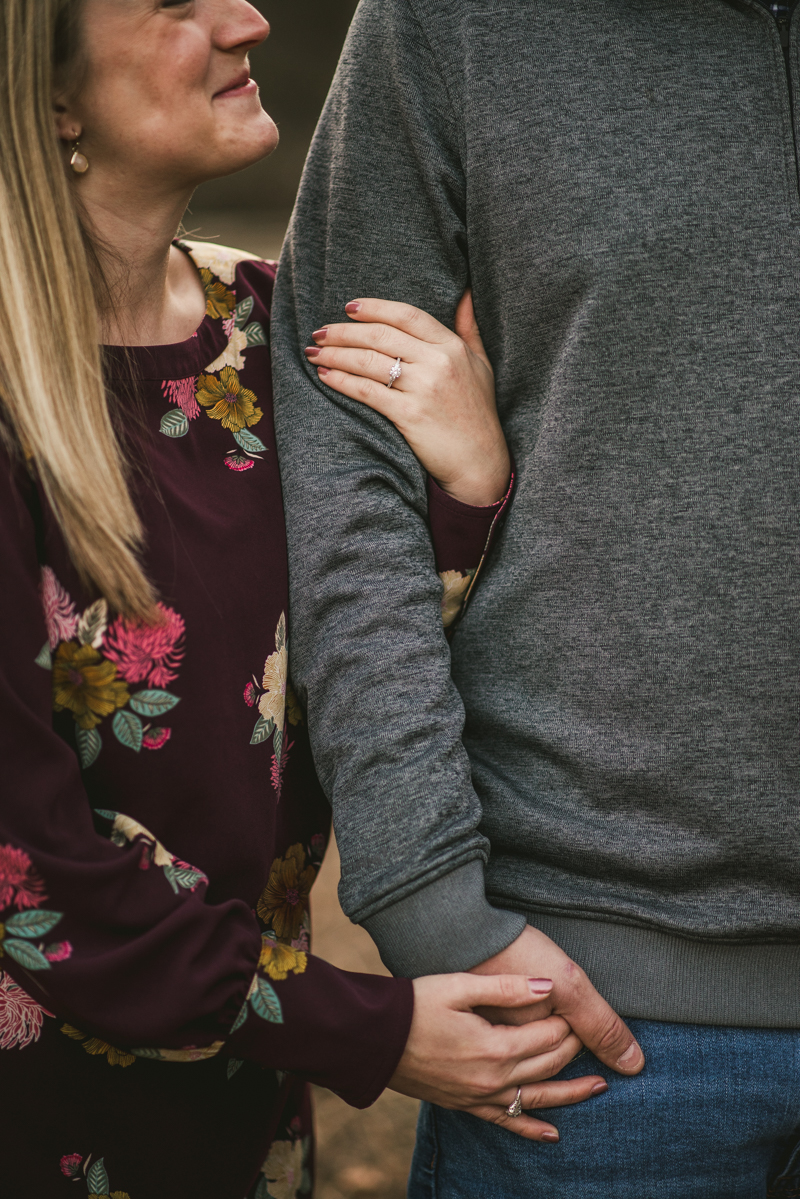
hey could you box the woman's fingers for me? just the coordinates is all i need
[506,1032,586,1087]
[451,972,554,1012]
[305,344,408,392]
[342,297,456,345]
[468,1073,609,1143]
[312,320,430,365]
[453,289,491,370]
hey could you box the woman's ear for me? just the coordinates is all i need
[53,91,80,146]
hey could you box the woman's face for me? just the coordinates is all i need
[63,0,277,194]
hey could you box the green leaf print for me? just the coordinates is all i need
[229,999,249,1034]
[227,1057,243,1080]
[161,863,180,895]
[129,689,181,717]
[275,613,286,653]
[4,939,50,970]
[250,715,274,746]
[233,428,266,454]
[254,1178,271,1199]
[76,726,102,770]
[170,867,206,891]
[5,910,62,938]
[94,809,118,821]
[245,322,267,348]
[159,409,189,438]
[130,1046,162,1059]
[87,1158,109,1195]
[234,295,254,328]
[250,977,283,1025]
[34,641,52,670]
[112,709,143,752]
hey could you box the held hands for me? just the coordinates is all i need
[305,293,511,508]
[471,926,646,1073]
[388,974,609,1143]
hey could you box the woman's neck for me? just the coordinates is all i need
[78,181,208,347]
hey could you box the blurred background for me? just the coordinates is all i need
[195,5,422,1197]
[188,0,359,260]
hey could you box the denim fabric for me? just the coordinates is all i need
[408,1021,800,1198]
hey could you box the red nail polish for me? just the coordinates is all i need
[345,301,361,314]
[590,1081,608,1096]
[527,978,552,996]
[541,1131,559,1143]
[312,328,328,341]
[305,346,321,358]
[317,367,329,377]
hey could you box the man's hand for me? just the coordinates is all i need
[471,925,645,1075]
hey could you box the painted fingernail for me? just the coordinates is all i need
[345,301,361,314]
[305,346,321,358]
[312,328,328,341]
[590,1081,608,1096]
[527,978,552,997]
[617,1042,642,1069]
[317,367,329,377]
[541,1131,559,1143]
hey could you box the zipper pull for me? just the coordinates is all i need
[778,16,791,50]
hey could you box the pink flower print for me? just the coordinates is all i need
[59,1154,83,1179]
[44,941,73,963]
[222,316,235,340]
[225,453,255,472]
[104,602,185,688]
[142,726,172,750]
[243,681,257,707]
[291,928,310,953]
[40,566,78,650]
[0,971,52,1049]
[162,376,200,421]
[0,843,46,911]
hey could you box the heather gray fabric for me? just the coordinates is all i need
[272,0,800,1026]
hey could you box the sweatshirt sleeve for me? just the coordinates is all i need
[0,455,412,1108]
[271,0,526,978]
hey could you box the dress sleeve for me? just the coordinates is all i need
[427,473,514,631]
[0,454,411,1107]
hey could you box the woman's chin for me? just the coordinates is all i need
[192,120,280,185]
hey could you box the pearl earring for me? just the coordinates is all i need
[69,140,88,174]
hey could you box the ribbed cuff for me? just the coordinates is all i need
[361,860,527,978]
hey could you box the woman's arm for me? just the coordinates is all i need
[305,291,513,630]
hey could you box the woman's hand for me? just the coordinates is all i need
[305,292,511,508]
[388,974,608,1143]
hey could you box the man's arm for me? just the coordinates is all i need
[272,0,525,975]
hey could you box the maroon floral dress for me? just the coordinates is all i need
[0,242,511,1199]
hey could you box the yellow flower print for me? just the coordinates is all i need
[258,1138,306,1199]
[196,365,262,433]
[439,570,475,630]
[182,240,261,286]
[259,936,307,981]
[61,1023,136,1067]
[52,642,130,730]
[198,267,235,320]
[256,845,315,942]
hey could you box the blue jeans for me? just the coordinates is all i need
[408,1020,800,1198]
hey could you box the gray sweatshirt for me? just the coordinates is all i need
[272,0,800,1028]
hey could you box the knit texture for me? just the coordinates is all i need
[272,0,800,1025]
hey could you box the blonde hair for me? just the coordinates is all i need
[0,0,155,617]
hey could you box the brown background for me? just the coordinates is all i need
[193,5,422,1197]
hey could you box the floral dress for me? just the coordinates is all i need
[0,242,511,1199]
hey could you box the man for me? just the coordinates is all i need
[272,0,800,1192]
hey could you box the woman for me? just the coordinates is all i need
[0,2,607,1195]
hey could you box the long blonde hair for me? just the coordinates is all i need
[0,0,155,617]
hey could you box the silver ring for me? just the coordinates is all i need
[387,357,402,388]
[505,1087,523,1118]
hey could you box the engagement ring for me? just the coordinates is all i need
[387,357,402,388]
[505,1087,523,1118]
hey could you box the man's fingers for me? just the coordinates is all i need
[557,977,644,1075]
[344,297,454,344]
[454,973,553,1011]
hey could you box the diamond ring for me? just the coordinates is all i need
[387,357,402,389]
[505,1087,523,1118]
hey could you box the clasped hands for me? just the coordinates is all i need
[389,926,645,1143]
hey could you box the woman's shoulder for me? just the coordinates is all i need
[177,239,277,298]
